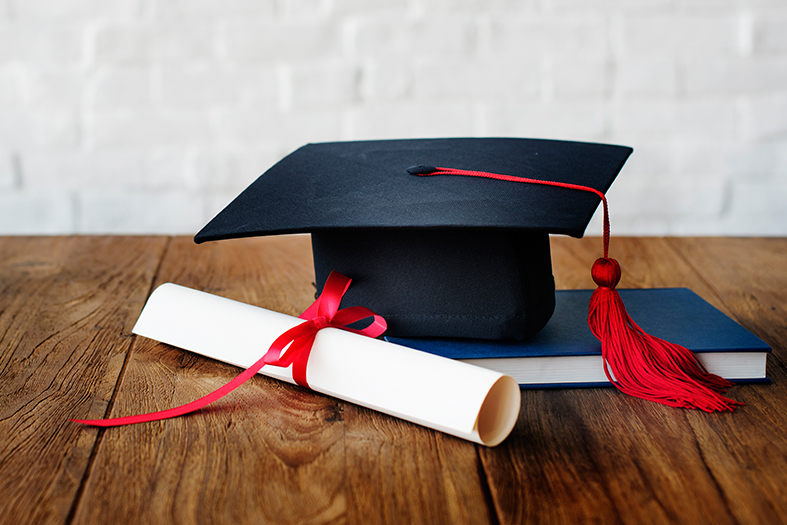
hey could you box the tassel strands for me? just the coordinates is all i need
[589,257,742,412]
[412,165,743,412]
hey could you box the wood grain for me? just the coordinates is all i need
[73,235,492,524]
[667,237,787,524]
[2,235,786,524]
[480,236,787,525]
[0,236,166,525]
[72,236,347,524]
[343,407,494,525]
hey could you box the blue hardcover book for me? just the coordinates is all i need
[385,288,771,388]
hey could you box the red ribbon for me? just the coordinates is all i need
[73,271,387,427]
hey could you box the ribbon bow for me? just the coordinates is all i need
[274,270,387,388]
[73,271,386,427]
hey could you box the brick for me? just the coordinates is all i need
[408,16,478,57]
[162,65,226,107]
[413,58,540,99]
[236,67,281,107]
[620,14,739,56]
[0,3,782,238]
[359,59,412,101]
[332,0,407,15]
[216,108,342,151]
[350,17,408,58]
[738,10,755,56]
[0,190,74,234]
[725,182,787,235]
[685,57,787,94]
[183,149,240,192]
[8,0,141,18]
[614,99,737,142]
[205,191,242,221]
[741,94,787,141]
[0,150,18,189]
[746,0,787,6]
[278,0,332,17]
[611,139,670,178]
[725,141,787,182]
[347,102,475,140]
[19,148,187,190]
[673,139,787,181]
[236,146,284,178]
[549,0,671,9]
[551,58,607,98]
[0,108,79,148]
[671,141,731,179]
[288,62,359,108]
[92,67,153,109]
[158,66,238,108]
[586,209,671,236]
[184,145,280,191]
[77,189,205,234]
[753,12,787,53]
[484,102,606,141]
[670,0,745,10]
[151,0,275,18]
[222,20,341,63]
[614,57,676,97]
[0,66,25,107]
[416,0,538,13]
[26,67,85,108]
[159,65,279,108]
[488,16,608,59]
[94,23,217,65]
[0,22,83,64]
[611,99,675,138]
[91,110,212,148]
[601,179,727,233]
[674,99,736,140]
[352,15,477,59]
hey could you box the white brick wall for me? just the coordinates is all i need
[0,0,785,235]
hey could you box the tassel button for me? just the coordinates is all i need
[592,258,621,288]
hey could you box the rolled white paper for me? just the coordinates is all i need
[132,283,521,446]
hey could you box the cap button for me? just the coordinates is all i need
[406,165,437,175]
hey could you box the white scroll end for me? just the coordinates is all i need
[476,375,521,447]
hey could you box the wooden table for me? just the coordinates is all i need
[1,235,785,524]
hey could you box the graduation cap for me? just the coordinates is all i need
[196,138,741,412]
[196,138,626,341]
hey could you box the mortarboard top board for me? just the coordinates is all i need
[195,138,633,341]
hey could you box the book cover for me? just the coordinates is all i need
[385,288,771,388]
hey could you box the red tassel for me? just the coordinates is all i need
[589,257,742,412]
[412,166,743,412]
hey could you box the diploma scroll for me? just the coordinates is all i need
[132,283,521,447]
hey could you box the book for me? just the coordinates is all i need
[385,288,771,388]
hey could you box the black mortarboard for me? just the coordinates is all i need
[195,138,632,342]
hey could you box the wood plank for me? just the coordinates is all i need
[343,408,494,524]
[0,236,166,525]
[73,235,346,524]
[667,238,786,353]
[667,237,787,524]
[480,236,786,524]
[73,235,493,524]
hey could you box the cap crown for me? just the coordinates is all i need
[195,138,633,243]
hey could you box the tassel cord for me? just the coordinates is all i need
[416,166,742,412]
